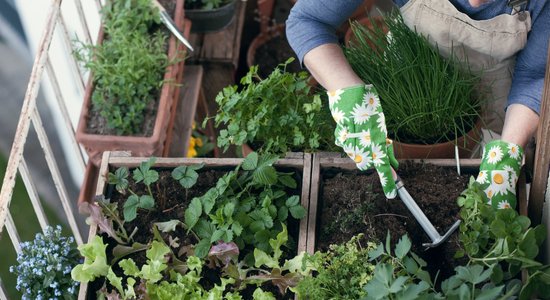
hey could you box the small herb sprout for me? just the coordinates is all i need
[171,163,205,189]
[108,157,159,222]
[10,225,80,300]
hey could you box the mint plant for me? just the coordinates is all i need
[212,58,336,154]
[456,179,550,299]
[74,0,179,135]
[183,152,306,258]
[10,226,80,300]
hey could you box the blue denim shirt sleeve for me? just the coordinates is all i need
[285,0,363,65]
[507,2,550,115]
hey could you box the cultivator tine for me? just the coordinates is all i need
[394,175,461,249]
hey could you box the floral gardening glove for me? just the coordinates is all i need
[476,140,523,209]
[328,84,398,198]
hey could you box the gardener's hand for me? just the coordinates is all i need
[328,84,398,198]
[476,140,523,209]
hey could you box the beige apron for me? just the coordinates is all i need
[400,0,532,134]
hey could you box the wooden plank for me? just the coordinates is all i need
[105,155,305,169]
[298,152,312,253]
[529,43,550,226]
[518,165,528,217]
[19,158,49,231]
[45,56,86,172]
[306,153,320,254]
[189,0,246,68]
[0,0,60,234]
[31,107,83,245]
[166,65,203,157]
[6,212,22,254]
[0,279,8,300]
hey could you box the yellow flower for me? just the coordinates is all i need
[187,138,197,157]
[195,137,203,148]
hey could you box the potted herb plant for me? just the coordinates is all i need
[212,58,337,156]
[73,151,311,298]
[345,13,482,159]
[75,0,187,165]
[184,0,237,33]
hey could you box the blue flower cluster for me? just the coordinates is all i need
[9,225,80,300]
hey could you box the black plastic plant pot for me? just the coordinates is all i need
[185,0,236,33]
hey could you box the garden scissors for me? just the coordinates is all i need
[151,0,194,52]
[391,168,461,248]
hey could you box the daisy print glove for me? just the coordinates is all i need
[328,84,398,199]
[476,140,523,209]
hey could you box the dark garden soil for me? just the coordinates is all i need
[316,160,472,282]
[89,165,302,299]
[254,32,302,79]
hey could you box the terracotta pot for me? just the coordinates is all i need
[246,23,286,70]
[392,121,483,159]
[185,0,236,33]
[75,0,187,166]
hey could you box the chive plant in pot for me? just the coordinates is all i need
[75,0,187,166]
[184,0,237,33]
[212,58,338,157]
[345,13,483,159]
[72,153,311,299]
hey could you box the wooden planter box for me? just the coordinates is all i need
[75,0,189,166]
[77,151,312,299]
[305,152,484,254]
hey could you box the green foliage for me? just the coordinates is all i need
[108,157,159,222]
[184,152,306,257]
[212,58,336,154]
[345,13,481,144]
[71,236,110,283]
[362,234,437,300]
[9,226,80,300]
[456,178,550,299]
[74,0,178,135]
[172,163,205,188]
[294,234,378,299]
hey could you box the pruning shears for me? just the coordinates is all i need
[151,0,194,52]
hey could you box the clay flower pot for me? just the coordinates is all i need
[185,0,237,33]
[76,0,188,166]
[392,121,483,159]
